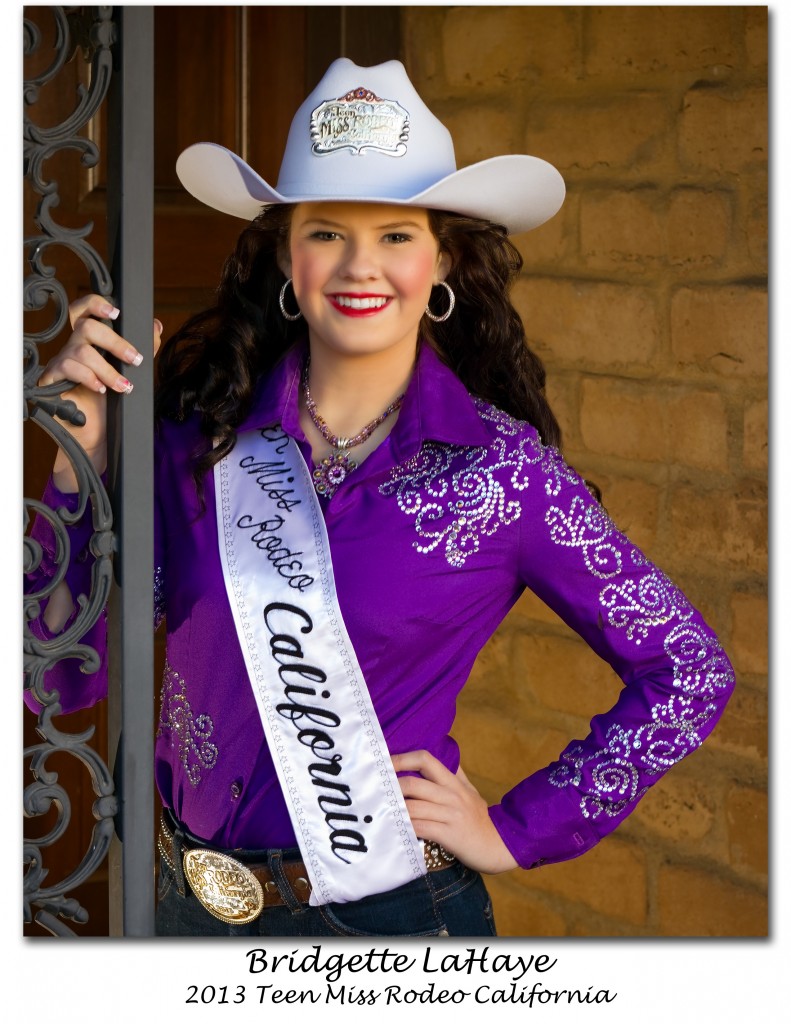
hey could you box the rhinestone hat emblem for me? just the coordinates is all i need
[310,86,410,158]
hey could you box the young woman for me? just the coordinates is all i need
[31,59,735,937]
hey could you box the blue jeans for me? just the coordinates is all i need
[155,850,497,938]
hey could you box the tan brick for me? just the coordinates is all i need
[400,13,767,944]
[729,592,768,676]
[596,476,660,554]
[581,379,666,462]
[580,189,663,270]
[585,7,737,76]
[658,574,721,631]
[401,7,446,99]
[657,865,767,936]
[465,630,513,700]
[520,723,580,776]
[743,398,768,473]
[745,189,768,272]
[707,686,767,765]
[521,838,647,925]
[670,391,730,472]
[513,196,572,269]
[443,6,580,89]
[744,7,768,68]
[668,189,732,267]
[509,587,569,630]
[679,87,767,174]
[514,278,660,370]
[441,105,517,166]
[671,286,767,378]
[632,773,716,843]
[512,633,623,721]
[452,710,569,788]
[544,373,579,443]
[566,917,638,938]
[528,94,672,174]
[726,785,768,875]
[487,877,568,937]
[452,710,524,787]
[580,380,729,471]
[477,777,514,813]
[669,482,767,574]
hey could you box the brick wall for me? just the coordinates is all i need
[402,5,768,937]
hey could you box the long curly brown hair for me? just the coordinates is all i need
[155,204,562,486]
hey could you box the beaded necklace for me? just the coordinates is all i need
[301,359,406,498]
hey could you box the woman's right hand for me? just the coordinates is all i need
[38,294,162,489]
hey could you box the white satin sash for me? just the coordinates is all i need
[214,425,425,905]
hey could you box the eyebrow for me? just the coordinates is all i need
[301,217,426,231]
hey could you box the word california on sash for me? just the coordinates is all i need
[214,425,425,905]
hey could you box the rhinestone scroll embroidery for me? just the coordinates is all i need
[541,444,734,817]
[548,622,733,819]
[154,563,165,631]
[381,395,733,818]
[158,660,219,787]
[379,399,544,567]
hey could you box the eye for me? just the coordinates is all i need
[309,230,341,241]
[382,232,412,244]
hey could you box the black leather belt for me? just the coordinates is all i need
[158,812,456,924]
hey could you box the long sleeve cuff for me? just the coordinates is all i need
[490,771,599,869]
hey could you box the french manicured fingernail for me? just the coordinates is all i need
[103,305,120,320]
[125,348,144,366]
[117,378,133,394]
[154,319,163,334]
[96,383,107,394]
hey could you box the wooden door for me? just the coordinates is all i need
[154,5,402,341]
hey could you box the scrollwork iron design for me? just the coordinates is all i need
[23,5,118,937]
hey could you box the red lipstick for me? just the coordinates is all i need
[327,293,392,317]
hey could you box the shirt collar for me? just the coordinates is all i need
[238,339,492,457]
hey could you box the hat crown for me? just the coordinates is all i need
[275,58,457,201]
[175,58,565,234]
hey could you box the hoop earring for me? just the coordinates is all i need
[424,281,455,323]
[279,278,303,321]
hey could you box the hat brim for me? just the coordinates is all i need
[176,143,565,235]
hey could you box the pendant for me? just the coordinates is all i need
[312,450,358,498]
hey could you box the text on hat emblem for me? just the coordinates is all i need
[310,87,410,158]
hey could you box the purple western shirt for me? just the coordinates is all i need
[28,341,735,870]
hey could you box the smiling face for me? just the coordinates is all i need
[280,202,450,366]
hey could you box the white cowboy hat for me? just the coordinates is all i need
[176,58,564,235]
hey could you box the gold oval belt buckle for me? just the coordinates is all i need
[183,848,264,924]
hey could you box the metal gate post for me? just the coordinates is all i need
[105,4,155,937]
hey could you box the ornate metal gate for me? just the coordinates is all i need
[23,5,155,937]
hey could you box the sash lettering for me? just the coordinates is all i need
[215,424,424,904]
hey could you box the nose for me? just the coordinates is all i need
[339,237,380,281]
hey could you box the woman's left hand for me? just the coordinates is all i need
[392,750,519,874]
